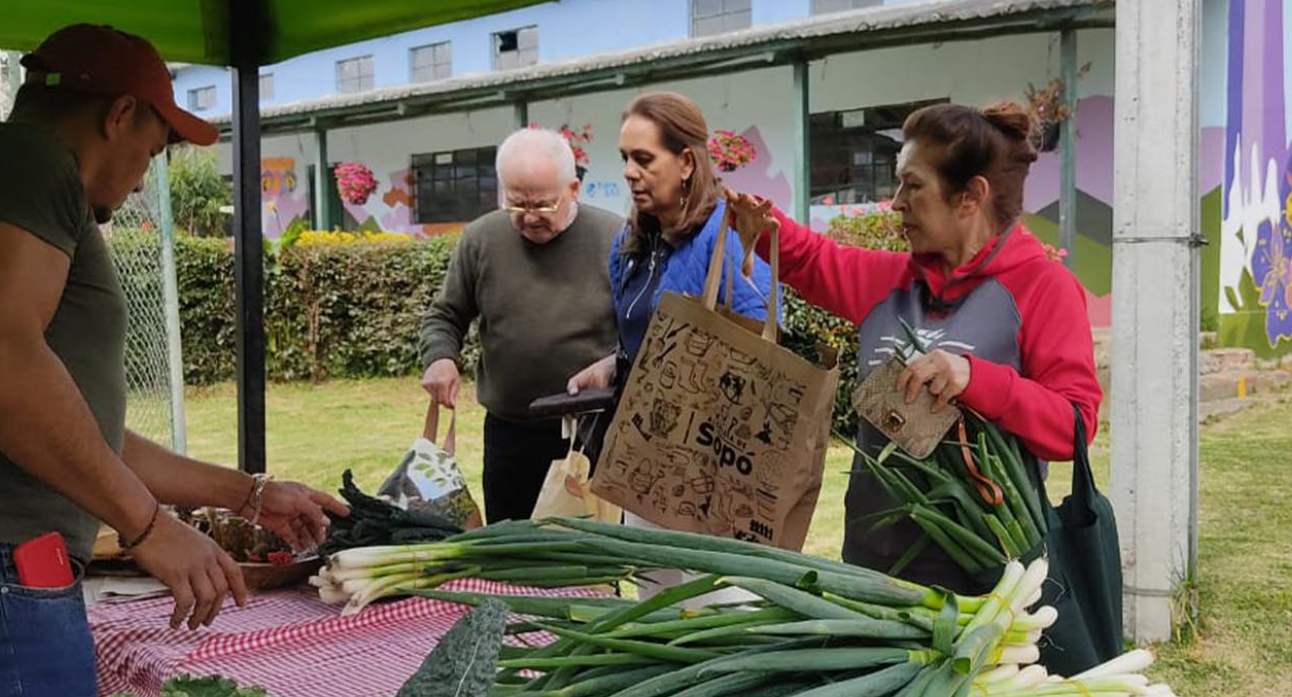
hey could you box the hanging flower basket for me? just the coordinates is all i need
[1024,63,1090,153]
[708,130,756,173]
[334,162,378,205]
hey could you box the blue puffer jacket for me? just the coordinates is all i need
[609,200,779,362]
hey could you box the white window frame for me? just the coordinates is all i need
[410,41,452,82]
[492,26,538,71]
[336,55,375,94]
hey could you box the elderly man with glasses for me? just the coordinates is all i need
[418,127,621,523]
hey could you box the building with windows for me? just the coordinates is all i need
[170,0,1291,358]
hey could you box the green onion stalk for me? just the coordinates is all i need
[836,322,1049,577]
[311,533,649,616]
[969,650,1176,697]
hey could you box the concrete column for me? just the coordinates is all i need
[1110,0,1201,642]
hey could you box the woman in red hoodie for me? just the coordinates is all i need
[728,102,1102,593]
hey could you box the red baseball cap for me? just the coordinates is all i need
[21,24,218,146]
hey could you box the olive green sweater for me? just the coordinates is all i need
[419,205,621,421]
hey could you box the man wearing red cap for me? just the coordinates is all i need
[0,25,349,695]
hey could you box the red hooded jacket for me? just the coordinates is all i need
[762,208,1101,461]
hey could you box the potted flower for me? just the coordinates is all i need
[708,129,757,172]
[334,162,378,205]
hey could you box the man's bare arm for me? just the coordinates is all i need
[121,430,251,511]
[0,222,247,629]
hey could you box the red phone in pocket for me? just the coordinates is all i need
[13,532,75,588]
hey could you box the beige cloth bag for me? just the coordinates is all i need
[531,416,623,524]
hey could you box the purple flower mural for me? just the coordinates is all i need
[1252,214,1292,345]
[1254,159,1292,345]
[1217,0,1292,353]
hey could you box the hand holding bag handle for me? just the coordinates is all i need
[423,399,457,455]
[701,205,779,342]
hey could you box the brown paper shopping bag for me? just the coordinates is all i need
[590,218,839,550]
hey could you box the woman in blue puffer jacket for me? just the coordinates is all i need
[566,91,775,602]
[567,91,775,394]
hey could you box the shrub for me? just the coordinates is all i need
[164,233,458,385]
[169,147,233,238]
[822,205,906,252]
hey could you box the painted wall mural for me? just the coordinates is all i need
[258,159,464,238]
[377,168,419,233]
[1021,95,1115,328]
[261,157,309,237]
[1213,0,1292,356]
[713,125,792,218]
[342,165,466,236]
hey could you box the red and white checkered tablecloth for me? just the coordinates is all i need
[90,579,602,697]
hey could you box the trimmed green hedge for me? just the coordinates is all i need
[120,233,863,431]
[265,239,454,382]
[173,236,238,384]
[166,235,456,385]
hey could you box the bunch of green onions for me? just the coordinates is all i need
[311,520,648,615]
[840,324,1049,576]
[383,518,1173,697]
[837,417,1046,577]
[316,519,1174,696]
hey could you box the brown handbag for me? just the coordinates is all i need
[851,357,960,459]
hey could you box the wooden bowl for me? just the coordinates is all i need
[238,556,322,591]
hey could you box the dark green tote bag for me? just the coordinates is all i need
[974,404,1124,676]
[1033,403,1125,675]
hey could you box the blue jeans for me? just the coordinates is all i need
[0,543,96,697]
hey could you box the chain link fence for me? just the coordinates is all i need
[102,159,186,451]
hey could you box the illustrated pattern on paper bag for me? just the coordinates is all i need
[599,315,807,545]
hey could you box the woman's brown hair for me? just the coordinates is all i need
[622,92,721,251]
[901,101,1039,232]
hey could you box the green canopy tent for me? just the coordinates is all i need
[0,0,547,473]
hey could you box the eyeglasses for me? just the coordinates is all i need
[502,192,565,217]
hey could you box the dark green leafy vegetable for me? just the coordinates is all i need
[322,469,463,554]
[397,599,510,697]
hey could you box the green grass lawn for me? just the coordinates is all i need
[183,377,1289,697]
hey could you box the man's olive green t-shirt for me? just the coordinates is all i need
[0,123,128,563]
